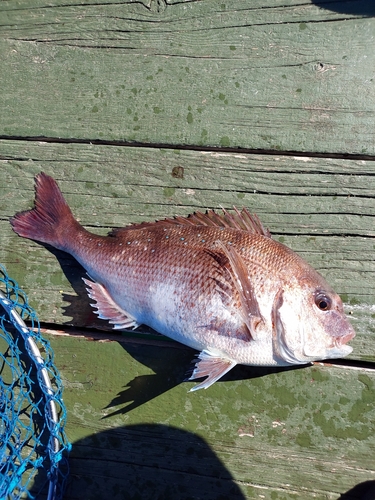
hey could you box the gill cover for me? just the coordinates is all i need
[272,287,354,365]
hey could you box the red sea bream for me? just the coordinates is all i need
[11,173,355,390]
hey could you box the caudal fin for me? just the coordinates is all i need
[10,172,80,251]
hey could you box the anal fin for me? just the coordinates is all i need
[187,350,237,391]
[83,277,140,330]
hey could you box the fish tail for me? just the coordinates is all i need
[10,172,81,251]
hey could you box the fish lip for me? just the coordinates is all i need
[333,328,356,347]
[302,341,353,361]
[333,332,355,350]
[327,334,354,358]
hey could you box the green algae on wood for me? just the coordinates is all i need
[46,333,375,500]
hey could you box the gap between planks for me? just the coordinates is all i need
[1,135,375,162]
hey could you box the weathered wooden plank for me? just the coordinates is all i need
[1,141,374,232]
[1,1,374,154]
[43,333,375,499]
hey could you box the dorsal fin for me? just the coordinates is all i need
[109,208,271,238]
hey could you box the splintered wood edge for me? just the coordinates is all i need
[37,325,187,349]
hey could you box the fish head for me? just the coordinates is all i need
[272,270,356,365]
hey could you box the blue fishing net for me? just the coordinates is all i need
[0,264,71,499]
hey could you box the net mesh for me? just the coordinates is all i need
[0,264,70,499]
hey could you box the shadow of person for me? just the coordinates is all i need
[339,481,375,500]
[312,1,375,16]
[64,424,246,500]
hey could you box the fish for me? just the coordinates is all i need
[10,172,355,391]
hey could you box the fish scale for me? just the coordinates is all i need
[10,173,355,391]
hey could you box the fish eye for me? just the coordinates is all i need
[314,293,332,311]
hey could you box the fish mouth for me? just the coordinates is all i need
[302,329,355,360]
[325,311,356,347]
[326,324,355,357]
[274,313,355,364]
[335,329,356,346]
[278,335,353,365]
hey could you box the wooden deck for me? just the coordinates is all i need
[1,1,375,499]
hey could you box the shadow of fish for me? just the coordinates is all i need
[11,173,355,391]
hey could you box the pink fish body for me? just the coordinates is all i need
[11,173,355,390]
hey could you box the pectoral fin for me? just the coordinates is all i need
[187,350,237,391]
[214,241,263,339]
[83,277,140,330]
